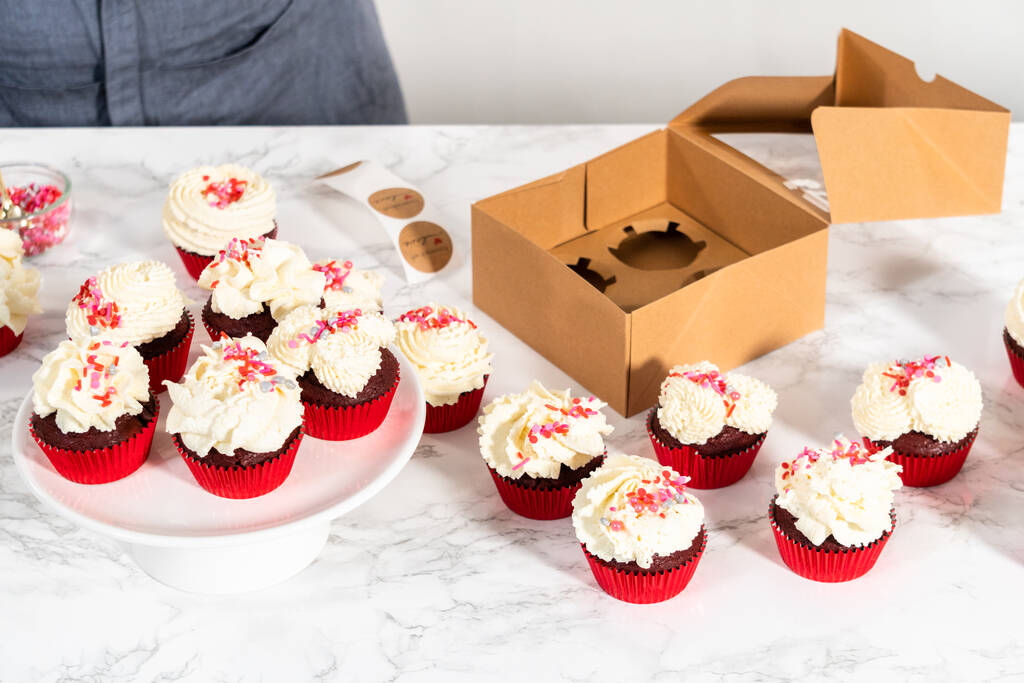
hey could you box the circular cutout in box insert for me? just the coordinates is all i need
[568,257,616,293]
[608,220,706,270]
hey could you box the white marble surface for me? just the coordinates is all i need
[2,124,1024,682]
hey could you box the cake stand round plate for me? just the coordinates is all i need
[10,352,425,594]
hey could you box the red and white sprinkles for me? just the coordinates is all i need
[883,355,950,396]
[599,470,692,531]
[285,309,362,349]
[71,340,129,407]
[214,336,296,393]
[512,397,601,471]
[201,176,248,209]
[779,438,874,493]
[5,183,70,255]
[211,237,263,273]
[73,277,121,333]
[314,259,354,293]
[669,367,742,416]
[398,305,477,332]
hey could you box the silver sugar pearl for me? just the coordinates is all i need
[599,517,611,527]
[259,381,274,392]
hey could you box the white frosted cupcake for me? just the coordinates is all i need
[647,361,777,488]
[572,454,706,603]
[162,164,278,279]
[198,237,326,343]
[851,355,982,486]
[0,229,42,356]
[313,259,384,312]
[395,303,493,433]
[30,339,157,483]
[66,260,193,393]
[477,380,612,519]
[164,335,304,498]
[267,306,399,440]
[770,435,902,582]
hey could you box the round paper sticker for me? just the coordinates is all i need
[368,187,425,219]
[398,221,453,273]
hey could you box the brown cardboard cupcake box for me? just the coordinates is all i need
[472,29,1010,417]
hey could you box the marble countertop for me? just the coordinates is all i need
[2,124,1023,682]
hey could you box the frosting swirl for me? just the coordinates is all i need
[851,356,982,442]
[774,435,902,547]
[164,335,303,457]
[657,361,777,445]
[314,259,384,312]
[198,238,326,322]
[66,260,187,345]
[0,229,42,335]
[477,381,613,479]
[162,164,276,256]
[32,338,150,434]
[267,306,396,397]
[1005,276,1024,346]
[394,303,493,406]
[572,454,703,569]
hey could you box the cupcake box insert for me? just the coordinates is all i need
[472,28,1009,416]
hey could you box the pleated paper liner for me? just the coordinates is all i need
[1004,330,1024,388]
[174,225,278,281]
[581,527,707,604]
[0,324,23,358]
[30,400,160,484]
[647,409,765,489]
[424,376,488,434]
[173,427,303,499]
[864,429,977,488]
[769,499,894,582]
[486,455,605,521]
[142,311,195,394]
[302,369,400,441]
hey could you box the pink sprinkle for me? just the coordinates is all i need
[512,457,530,471]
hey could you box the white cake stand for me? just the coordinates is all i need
[10,353,425,594]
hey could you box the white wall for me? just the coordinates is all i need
[375,0,1020,123]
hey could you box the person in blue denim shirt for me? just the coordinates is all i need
[0,0,406,126]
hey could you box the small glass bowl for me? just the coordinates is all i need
[1,162,73,255]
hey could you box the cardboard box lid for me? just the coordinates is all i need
[669,29,1011,224]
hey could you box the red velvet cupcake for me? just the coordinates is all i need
[162,164,280,280]
[851,355,983,487]
[164,335,305,498]
[65,260,192,393]
[647,361,776,488]
[29,339,158,484]
[572,454,706,603]
[771,435,902,582]
[1004,278,1024,387]
[267,305,399,440]
[0,228,42,358]
[394,303,493,433]
[477,381,613,520]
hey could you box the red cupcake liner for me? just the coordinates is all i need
[770,500,894,582]
[0,325,23,357]
[647,410,765,489]
[174,226,279,281]
[172,428,302,499]
[424,377,489,433]
[29,400,159,484]
[1004,333,1024,388]
[143,311,195,394]
[486,455,605,520]
[303,369,400,441]
[581,528,707,603]
[866,431,977,488]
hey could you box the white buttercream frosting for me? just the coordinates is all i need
[32,338,150,434]
[66,261,186,345]
[394,303,493,406]
[656,361,777,445]
[314,259,384,312]
[162,164,276,256]
[477,381,613,479]
[572,454,704,569]
[774,435,902,547]
[266,306,396,398]
[164,335,303,457]
[198,238,326,322]
[0,229,42,335]
[851,356,982,443]
[1005,277,1024,346]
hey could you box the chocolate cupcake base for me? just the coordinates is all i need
[202,297,277,343]
[487,454,605,520]
[647,410,765,489]
[581,527,707,603]
[300,348,401,440]
[1004,328,1024,388]
[867,428,978,487]
[172,426,303,499]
